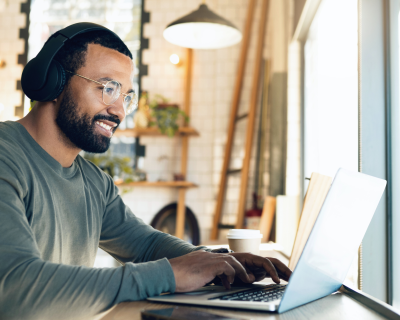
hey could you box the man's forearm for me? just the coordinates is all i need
[100,194,210,263]
[135,229,210,261]
[0,257,175,320]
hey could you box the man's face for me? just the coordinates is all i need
[56,43,134,153]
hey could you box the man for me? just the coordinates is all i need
[0,25,291,320]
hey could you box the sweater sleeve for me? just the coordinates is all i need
[0,162,175,320]
[99,174,208,264]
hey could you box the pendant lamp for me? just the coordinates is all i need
[163,3,242,49]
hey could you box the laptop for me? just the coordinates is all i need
[148,168,386,313]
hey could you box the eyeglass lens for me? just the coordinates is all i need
[102,81,120,105]
[102,81,138,115]
[124,93,138,115]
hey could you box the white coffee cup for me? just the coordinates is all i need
[227,229,263,255]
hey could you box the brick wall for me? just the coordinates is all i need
[0,0,27,121]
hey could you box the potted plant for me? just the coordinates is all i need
[149,94,189,137]
[83,151,146,183]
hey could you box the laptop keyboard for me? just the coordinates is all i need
[209,284,286,302]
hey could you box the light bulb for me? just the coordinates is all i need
[169,54,180,65]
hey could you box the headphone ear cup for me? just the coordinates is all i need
[21,59,66,101]
[46,60,66,101]
[21,58,40,100]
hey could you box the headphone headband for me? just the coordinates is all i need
[21,22,120,101]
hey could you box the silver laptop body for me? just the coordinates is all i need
[148,168,386,313]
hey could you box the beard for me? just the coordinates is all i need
[55,86,120,153]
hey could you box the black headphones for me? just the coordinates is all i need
[21,22,119,102]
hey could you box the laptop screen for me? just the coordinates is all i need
[278,168,386,313]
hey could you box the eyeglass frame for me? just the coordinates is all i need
[65,70,137,115]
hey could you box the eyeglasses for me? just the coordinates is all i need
[66,70,138,115]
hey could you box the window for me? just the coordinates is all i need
[303,0,358,181]
[303,0,359,288]
[296,0,399,305]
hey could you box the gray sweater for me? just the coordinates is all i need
[0,121,202,320]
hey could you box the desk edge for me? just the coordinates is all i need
[341,285,400,319]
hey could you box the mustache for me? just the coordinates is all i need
[93,114,121,131]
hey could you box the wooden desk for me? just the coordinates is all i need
[99,291,389,320]
[97,247,400,320]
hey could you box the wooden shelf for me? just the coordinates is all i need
[115,181,198,188]
[113,127,199,138]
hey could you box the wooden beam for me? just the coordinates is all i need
[175,189,187,239]
[211,0,257,240]
[184,48,193,118]
[175,48,193,240]
[115,181,198,188]
[236,0,270,229]
[181,137,189,176]
[113,127,199,137]
[259,196,276,243]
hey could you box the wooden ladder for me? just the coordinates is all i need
[211,0,270,240]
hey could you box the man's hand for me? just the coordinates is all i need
[169,250,252,292]
[168,250,292,293]
[228,252,292,284]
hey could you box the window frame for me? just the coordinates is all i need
[387,0,400,309]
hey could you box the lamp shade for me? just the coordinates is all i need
[163,4,242,49]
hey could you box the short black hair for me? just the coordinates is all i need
[54,29,132,86]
